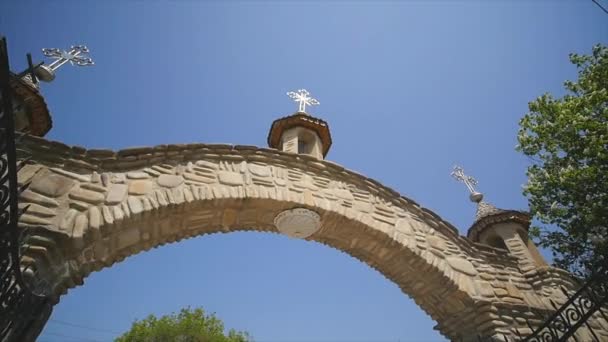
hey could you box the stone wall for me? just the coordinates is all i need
[15,135,607,341]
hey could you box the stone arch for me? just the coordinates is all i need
[70,196,477,333]
[16,135,594,341]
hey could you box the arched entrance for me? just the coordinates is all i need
[16,134,597,341]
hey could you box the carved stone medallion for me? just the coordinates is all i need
[274,208,321,239]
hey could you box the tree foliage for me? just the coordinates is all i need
[517,44,608,278]
[115,307,252,342]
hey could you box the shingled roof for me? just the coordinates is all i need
[467,200,530,242]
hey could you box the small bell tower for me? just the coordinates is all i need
[6,43,94,137]
[267,89,332,160]
[451,166,547,271]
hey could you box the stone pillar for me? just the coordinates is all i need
[279,126,299,154]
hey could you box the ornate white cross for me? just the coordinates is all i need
[42,45,94,71]
[36,45,94,82]
[287,89,319,113]
[451,166,478,194]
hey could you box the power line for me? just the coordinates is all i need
[592,0,608,15]
[48,318,121,335]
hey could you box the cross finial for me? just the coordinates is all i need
[287,89,319,113]
[35,45,94,82]
[451,165,484,203]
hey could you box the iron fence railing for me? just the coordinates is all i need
[469,269,608,341]
[521,268,608,342]
[0,36,50,342]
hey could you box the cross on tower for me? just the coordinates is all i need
[35,45,94,82]
[287,89,319,113]
[451,165,483,202]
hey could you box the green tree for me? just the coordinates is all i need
[517,44,607,278]
[115,307,252,342]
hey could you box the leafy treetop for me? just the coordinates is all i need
[115,307,252,342]
[517,44,607,278]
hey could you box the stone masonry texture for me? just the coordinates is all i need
[15,135,608,341]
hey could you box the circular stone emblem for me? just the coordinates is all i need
[274,208,321,239]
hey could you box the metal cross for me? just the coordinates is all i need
[35,45,94,82]
[287,89,319,113]
[42,45,94,71]
[451,166,478,194]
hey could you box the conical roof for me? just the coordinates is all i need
[475,201,508,221]
[467,199,530,242]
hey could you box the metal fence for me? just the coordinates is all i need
[522,268,608,342]
[0,36,50,342]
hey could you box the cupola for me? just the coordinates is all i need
[452,166,547,270]
[467,199,547,270]
[8,73,52,136]
[4,43,94,137]
[267,89,332,160]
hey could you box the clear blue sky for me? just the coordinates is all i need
[2,1,607,341]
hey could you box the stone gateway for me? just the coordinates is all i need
[15,110,608,341]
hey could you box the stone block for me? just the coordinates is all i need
[476,281,495,297]
[479,273,495,281]
[106,184,128,204]
[49,167,91,182]
[184,172,215,184]
[446,256,478,276]
[128,180,153,195]
[157,174,184,188]
[506,282,523,299]
[59,209,79,233]
[100,206,113,226]
[89,206,102,230]
[111,173,126,184]
[72,214,88,249]
[81,183,106,193]
[69,188,105,204]
[248,163,271,177]
[128,197,143,215]
[494,288,509,297]
[172,188,185,204]
[20,214,53,226]
[24,203,55,218]
[20,190,60,208]
[30,171,76,197]
[113,205,124,221]
[218,171,243,186]
[195,160,219,169]
[17,164,43,184]
[127,171,149,179]
[427,235,446,250]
